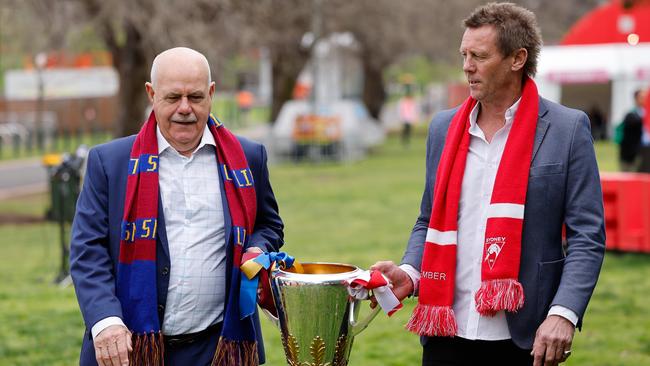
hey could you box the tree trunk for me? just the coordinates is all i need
[361,56,386,120]
[113,23,150,137]
[269,51,309,124]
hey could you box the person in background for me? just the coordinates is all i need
[587,105,605,140]
[638,88,650,173]
[372,3,605,366]
[399,87,419,147]
[619,89,645,172]
[70,47,284,366]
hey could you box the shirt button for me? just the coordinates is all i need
[184,219,190,225]
[162,267,169,276]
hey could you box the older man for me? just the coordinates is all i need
[373,3,605,366]
[70,47,283,366]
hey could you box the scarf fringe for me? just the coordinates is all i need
[405,303,457,337]
[475,278,525,316]
[129,332,164,366]
[212,337,259,366]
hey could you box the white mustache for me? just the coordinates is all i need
[171,114,198,123]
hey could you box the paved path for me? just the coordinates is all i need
[0,157,48,200]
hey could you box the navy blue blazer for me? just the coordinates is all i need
[401,97,606,350]
[70,134,284,365]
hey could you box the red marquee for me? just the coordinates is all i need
[561,0,650,45]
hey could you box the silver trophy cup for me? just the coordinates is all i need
[265,262,380,366]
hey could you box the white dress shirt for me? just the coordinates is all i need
[401,100,577,341]
[92,125,227,338]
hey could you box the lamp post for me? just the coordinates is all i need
[35,52,47,153]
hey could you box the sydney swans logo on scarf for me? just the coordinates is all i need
[484,236,506,270]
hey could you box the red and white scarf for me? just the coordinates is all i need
[407,77,539,337]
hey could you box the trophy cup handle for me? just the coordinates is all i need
[261,307,281,329]
[349,299,381,337]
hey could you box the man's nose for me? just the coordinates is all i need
[463,58,474,73]
[178,97,192,113]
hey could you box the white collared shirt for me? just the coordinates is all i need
[157,125,226,335]
[400,99,577,341]
[92,125,227,338]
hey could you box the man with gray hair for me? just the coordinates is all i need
[372,3,605,365]
[71,47,284,366]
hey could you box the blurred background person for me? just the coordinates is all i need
[639,89,650,173]
[399,87,419,147]
[618,89,645,172]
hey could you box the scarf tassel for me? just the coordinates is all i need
[406,303,457,337]
[128,332,164,366]
[475,278,525,316]
[211,337,259,366]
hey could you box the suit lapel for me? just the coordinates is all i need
[532,97,550,164]
[157,193,170,260]
[219,168,232,250]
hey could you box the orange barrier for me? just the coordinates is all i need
[600,172,650,253]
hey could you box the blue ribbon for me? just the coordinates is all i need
[239,251,295,319]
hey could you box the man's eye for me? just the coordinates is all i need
[189,96,204,102]
[166,96,180,102]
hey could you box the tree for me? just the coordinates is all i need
[10,0,603,132]
[19,0,242,136]
[234,0,313,123]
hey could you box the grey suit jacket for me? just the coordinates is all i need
[401,97,606,350]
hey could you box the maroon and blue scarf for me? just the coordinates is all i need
[117,111,258,365]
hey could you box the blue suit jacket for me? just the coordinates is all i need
[70,134,284,365]
[401,97,606,350]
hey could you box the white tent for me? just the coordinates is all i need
[535,43,650,132]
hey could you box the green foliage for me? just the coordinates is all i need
[385,55,463,99]
[0,131,646,365]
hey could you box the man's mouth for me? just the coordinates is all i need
[171,118,197,124]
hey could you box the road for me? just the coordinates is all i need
[0,158,48,200]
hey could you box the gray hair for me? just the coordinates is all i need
[463,2,542,78]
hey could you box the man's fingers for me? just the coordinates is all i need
[107,339,121,366]
[370,261,395,273]
[126,331,133,352]
[544,342,558,366]
[531,341,545,366]
[117,332,131,366]
[100,343,112,366]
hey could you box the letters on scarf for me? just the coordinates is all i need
[407,77,539,337]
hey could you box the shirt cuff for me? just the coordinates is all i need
[547,305,578,327]
[91,317,126,339]
[398,264,420,295]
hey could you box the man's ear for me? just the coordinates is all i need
[145,82,155,103]
[511,48,528,72]
[209,81,216,99]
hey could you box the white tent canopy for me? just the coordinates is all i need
[535,44,650,129]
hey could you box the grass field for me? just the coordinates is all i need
[0,128,649,365]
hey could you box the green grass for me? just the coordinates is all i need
[0,129,648,365]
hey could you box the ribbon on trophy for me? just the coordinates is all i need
[346,270,403,316]
[240,251,296,319]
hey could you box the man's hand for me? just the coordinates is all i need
[531,315,575,366]
[94,324,132,366]
[369,261,414,307]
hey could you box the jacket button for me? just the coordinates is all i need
[158,304,165,313]
[162,267,169,276]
